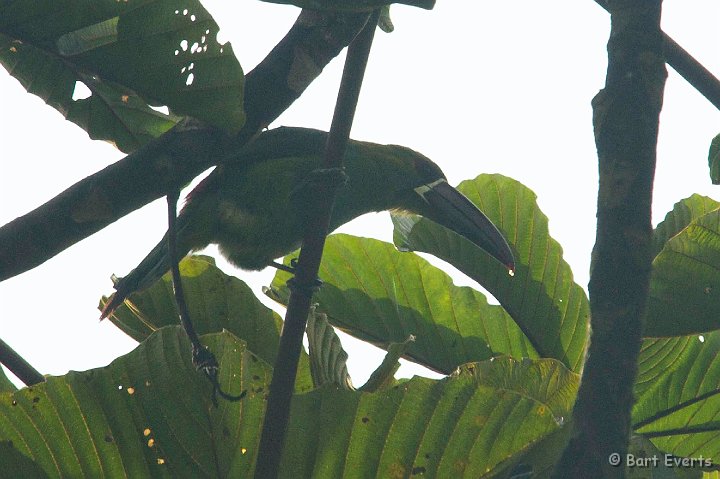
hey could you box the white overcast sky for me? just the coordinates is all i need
[1,1,719,386]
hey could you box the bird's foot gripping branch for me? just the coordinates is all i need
[286,276,324,299]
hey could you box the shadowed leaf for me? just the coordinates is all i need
[267,235,536,374]
[280,356,573,478]
[0,328,268,478]
[0,0,244,151]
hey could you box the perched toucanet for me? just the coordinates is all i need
[101,127,514,318]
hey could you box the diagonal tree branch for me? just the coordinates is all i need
[0,336,45,387]
[554,1,667,477]
[0,10,370,282]
[594,0,720,110]
[661,34,720,110]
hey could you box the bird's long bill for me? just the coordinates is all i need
[415,179,515,272]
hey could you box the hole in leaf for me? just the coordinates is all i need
[72,81,92,101]
[186,73,194,86]
[180,39,188,51]
[150,105,169,115]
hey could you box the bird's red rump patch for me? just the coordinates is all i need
[183,171,219,207]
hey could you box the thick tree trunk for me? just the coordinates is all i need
[554,2,667,478]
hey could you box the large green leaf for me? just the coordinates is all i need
[103,256,279,360]
[102,255,313,393]
[0,0,244,151]
[259,0,434,11]
[652,195,720,257]
[0,327,268,478]
[280,357,573,478]
[644,208,720,336]
[267,235,536,374]
[392,174,589,372]
[633,329,720,461]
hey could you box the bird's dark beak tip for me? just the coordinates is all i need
[417,179,516,276]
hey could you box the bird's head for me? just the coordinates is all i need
[343,142,515,273]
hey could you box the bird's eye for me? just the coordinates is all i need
[412,157,446,184]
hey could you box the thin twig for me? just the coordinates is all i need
[166,192,244,405]
[0,337,44,386]
[166,191,201,346]
[661,34,720,110]
[253,11,380,479]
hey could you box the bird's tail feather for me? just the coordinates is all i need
[100,216,199,319]
[100,234,172,319]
